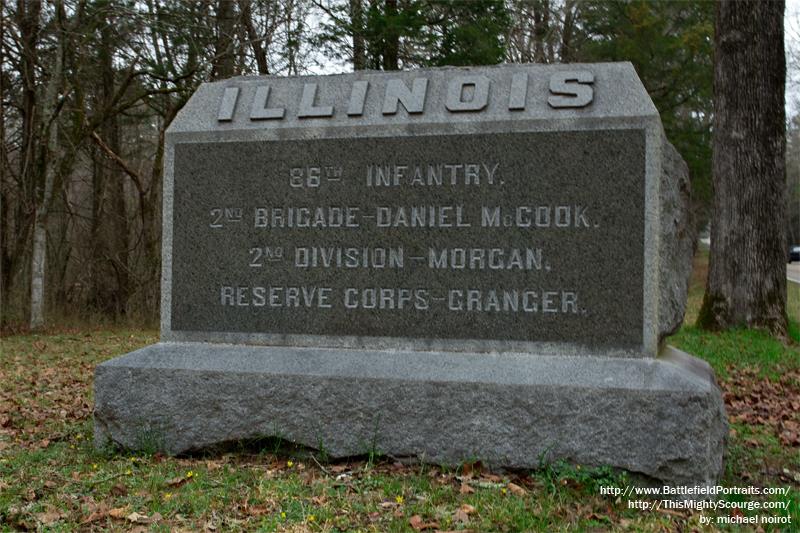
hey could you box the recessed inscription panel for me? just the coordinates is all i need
[171,130,645,350]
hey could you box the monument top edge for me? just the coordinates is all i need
[211,61,635,83]
[168,61,659,136]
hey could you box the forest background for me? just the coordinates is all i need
[2,0,798,328]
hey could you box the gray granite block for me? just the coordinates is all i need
[659,138,696,340]
[94,342,726,487]
[160,62,664,358]
[95,62,724,487]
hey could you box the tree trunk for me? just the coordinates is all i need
[30,0,65,330]
[238,0,269,74]
[698,0,788,336]
[560,0,575,63]
[382,0,399,70]
[212,0,236,80]
[532,0,549,63]
[103,18,129,317]
[350,0,366,70]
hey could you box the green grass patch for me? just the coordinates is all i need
[671,326,800,379]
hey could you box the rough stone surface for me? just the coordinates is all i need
[94,343,727,487]
[659,138,696,340]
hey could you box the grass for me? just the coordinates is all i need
[1,253,799,531]
[672,245,800,378]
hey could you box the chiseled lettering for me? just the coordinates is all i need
[483,162,500,184]
[224,69,599,124]
[221,286,234,305]
[447,289,580,313]
[382,78,428,115]
[445,75,489,112]
[250,86,285,120]
[482,207,501,227]
[217,87,240,121]
[347,80,369,116]
[508,72,528,110]
[536,207,550,227]
[344,287,429,310]
[298,83,334,118]
[464,164,479,184]
[376,206,470,228]
[294,246,404,269]
[253,206,360,228]
[483,206,593,228]
[428,248,542,270]
[548,71,594,108]
[575,206,591,227]
[555,206,571,227]
[443,163,463,185]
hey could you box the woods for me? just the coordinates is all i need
[0,0,786,331]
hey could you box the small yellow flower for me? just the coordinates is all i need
[186,470,194,478]
[501,488,507,495]
[287,460,294,468]
[307,514,316,522]
[163,492,172,501]
[280,512,286,519]
[69,445,75,449]
[395,495,404,504]
[76,434,83,440]
[125,469,132,475]
[92,464,98,469]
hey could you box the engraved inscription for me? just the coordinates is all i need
[171,130,645,347]
[216,70,596,122]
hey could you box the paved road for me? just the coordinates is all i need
[788,262,800,284]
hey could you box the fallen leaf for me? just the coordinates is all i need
[126,511,149,523]
[453,508,470,524]
[459,482,474,494]
[108,506,130,519]
[165,476,190,488]
[110,483,128,496]
[205,460,223,470]
[508,482,527,496]
[461,461,482,477]
[34,506,63,525]
[409,514,440,531]
[81,502,110,524]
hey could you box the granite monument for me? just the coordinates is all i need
[94,63,726,486]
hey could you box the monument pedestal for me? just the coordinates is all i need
[95,343,726,487]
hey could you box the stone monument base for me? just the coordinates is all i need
[94,344,726,486]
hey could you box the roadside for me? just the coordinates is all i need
[789,261,800,284]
